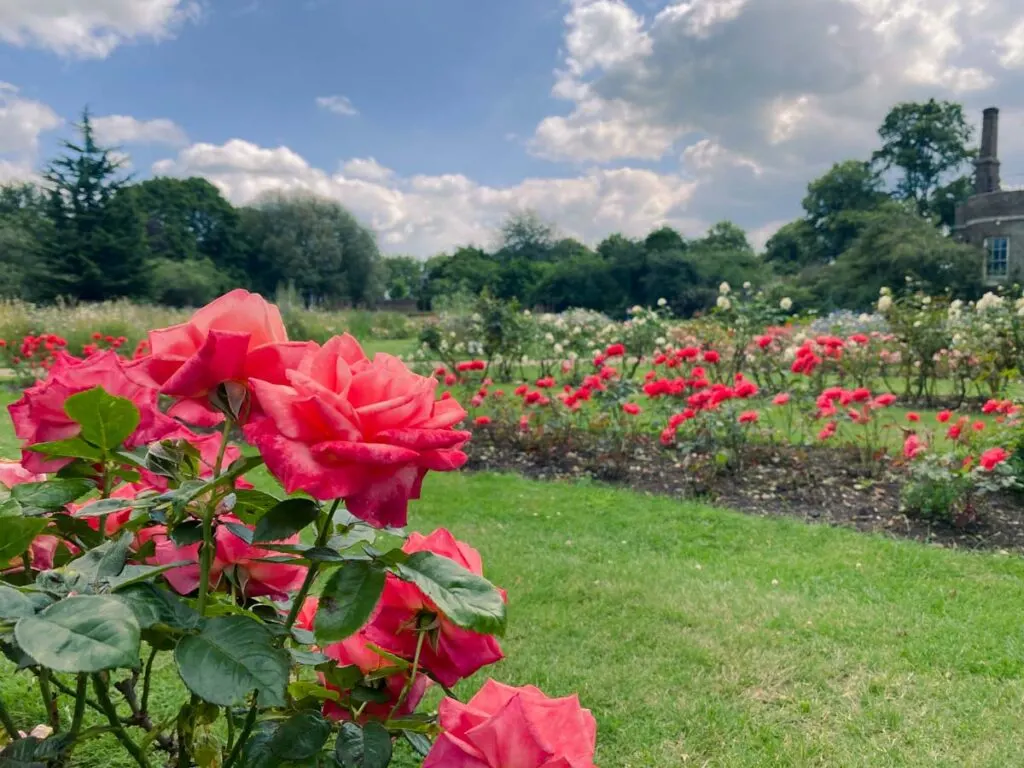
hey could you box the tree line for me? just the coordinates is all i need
[0,100,986,314]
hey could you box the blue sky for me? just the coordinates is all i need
[2,0,1024,256]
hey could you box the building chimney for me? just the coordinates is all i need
[976,107,1001,194]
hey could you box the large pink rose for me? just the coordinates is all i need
[424,680,598,768]
[244,335,469,528]
[136,517,305,599]
[295,597,430,723]
[128,289,314,425]
[364,529,504,687]
[9,351,186,474]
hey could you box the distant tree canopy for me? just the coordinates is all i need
[0,99,990,314]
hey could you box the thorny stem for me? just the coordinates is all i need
[92,675,150,768]
[388,628,427,722]
[115,666,175,755]
[38,669,60,732]
[69,674,88,740]
[222,698,258,768]
[0,694,19,742]
[42,673,104,717]
[140,646,158,716]
[283,499,341,633]
[197,418,234,617]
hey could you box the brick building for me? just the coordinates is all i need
[954,107,1024,284]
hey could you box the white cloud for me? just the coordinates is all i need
[681,138,762,176]
[0,0,199,59]
[0,83,61,156]
[152,139,699,256]
[315,95,359,117]
[563,0,652,75]
[92,115,187,146]
[340,157,394,182]
[1000,20,1024,69]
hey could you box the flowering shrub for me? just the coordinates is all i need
[0,290,596,768]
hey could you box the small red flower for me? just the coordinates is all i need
[972,421,986,432]
[622,403,641,416]
[906,412,920,422]
[605,343,626,357]
[474,416,492,426]
[703,350,720,364]
[772,392,791,406]
[937,410,952,423]
[980,447,1010,471]
[903,434,925,459]
[444,373,457,386]
[738,410,759,424]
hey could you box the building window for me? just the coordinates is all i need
[986,237,1009,278]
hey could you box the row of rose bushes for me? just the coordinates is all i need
[410,284,1024,403]
[438,339,1022,525]
[0,290,595,767]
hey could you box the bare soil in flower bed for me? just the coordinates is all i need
[464,429,1024,554]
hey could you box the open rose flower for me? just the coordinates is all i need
[9,351,187,474]
[128,289,315,425]
[364,529,504,687]
[245,335,470,528]
[423,680,597,768]
[136,517,305,598]
[296,597,430,723]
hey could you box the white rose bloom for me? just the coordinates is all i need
[449,331,457,338]
[545,332,555,343]
[717,295,732,310]
[554,343,564,354]
[912,321,922,328]
[779,297,793,311]
[921,296,931,305]
[656,337,666,345]
[879,286,891,296]
[657,297,668,307]
[742,281,751,290]
[568,351,579,361]
[977,292,1004,312]
[719,282,731,295]
[630,305,643,315]
[455,342,465,351]
[573,326,581,335]
[858,313,871,323]
[523,310,531,317]
[877,295,893,312]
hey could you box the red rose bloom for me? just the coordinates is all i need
[980,447,1010,471]
[604,343,625,357]
[9,351,187,474]
[622,403,641,416]
[364,529,504,687]
[738,410,759,424]
[128,289,315,425]
[423,680,597,768]
[245,335,469,528]
[474,416,492,426]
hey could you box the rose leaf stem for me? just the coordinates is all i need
[91,675,150,768]
[387,628,426,722]
[222,698,258,768]
[282,499,341,634]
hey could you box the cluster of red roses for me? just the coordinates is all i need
[4,290,598,768]
[81,331,129,357]
[0,333,68,370]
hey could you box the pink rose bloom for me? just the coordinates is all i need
[295,597,430,723]
[136,516,305,598]
[364,529,504,687]
[424,680,597,768]
[10,351,187,474]
[245,335,470,528]
[0,461,74,571]
[128,289,314,426]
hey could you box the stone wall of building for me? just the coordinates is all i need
[953,190,1024,284]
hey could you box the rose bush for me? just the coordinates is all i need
[0,290,593,768]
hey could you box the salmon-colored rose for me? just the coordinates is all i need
[128,289,314,425]
[295,597,430,723]
[423,680,598,768]
[136,517,305,598]
[9,351,186,474]
[244,335,469,528]
[364,529,504,687]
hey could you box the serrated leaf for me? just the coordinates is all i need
[396,551,507,636]
[27,437,104,462]
[72,497,134,518]
[114,582,199,631]
[63,386,140,451]
[335,722,392,768]
[174,616,289,707]
[0,517,48,569]
[14,595,141,672]
[268,711,331,761]
[0,584,35,621]
[315,561,386,644]
[252,498,319,543]
[11,479,93,515]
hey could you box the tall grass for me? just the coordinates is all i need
[0,298,421,356]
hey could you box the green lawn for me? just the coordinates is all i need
[5,399,1024,765]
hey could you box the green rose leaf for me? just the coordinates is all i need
[27,437,105,462]
[71,497,134,518]
[335,722,392,768]
[315,560,386,644]
[14,595,141,672]
[0,584,35,621]
[63,386,141,452]
[11,479,93,515]
[252,498,319,543]
[0,517,48,569]
[268,711,331,761]
[396,551,507,636]
[230,489,281,525]
[174,616,289,707]
[115,583,199,631]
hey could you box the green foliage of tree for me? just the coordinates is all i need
[763,220,820,276]
[0,183,50,298]
[802,160,888,261]
[496,210,556,262]
[381,255,423,301]
[825,203,982,309]
[147,256,230,307]
[241,192,384,307]
[36,110,149,301]
[872,99,974,222]
[128,177,245,280]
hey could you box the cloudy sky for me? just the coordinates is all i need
[2,0,1024,256]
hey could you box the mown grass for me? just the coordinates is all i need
[4,404,1024,765]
